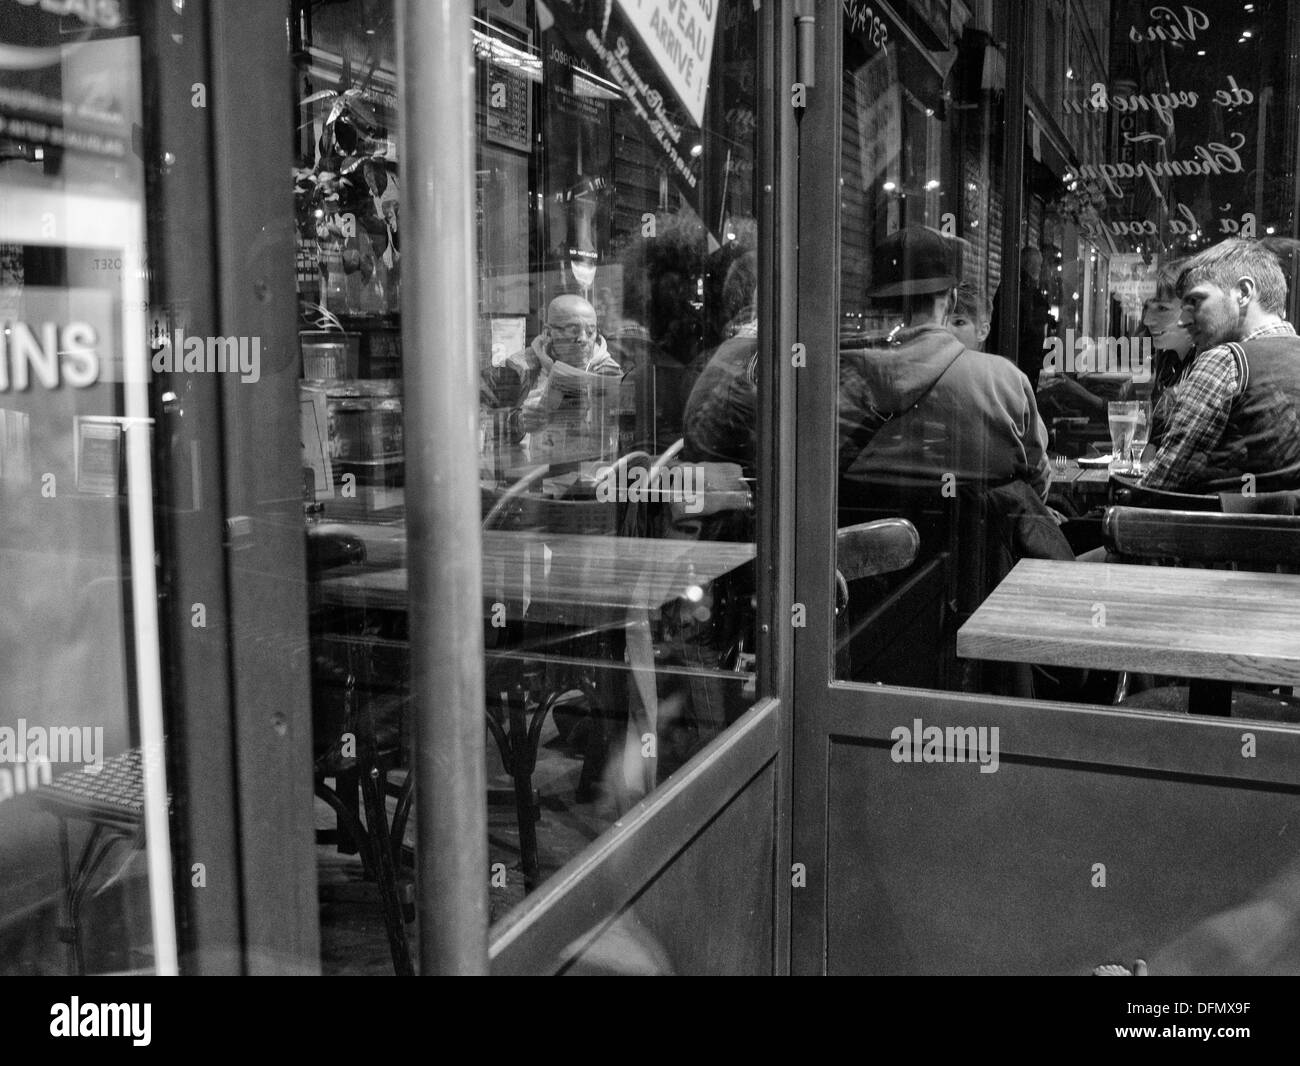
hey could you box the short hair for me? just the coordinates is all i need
[1177,238,1287,314]
[722,251,758,322]
[1149,259,1185,303]
[951,283,989,324]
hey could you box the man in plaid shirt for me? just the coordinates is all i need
[1141,238,1300,494]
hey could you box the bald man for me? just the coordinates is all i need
[483,295,622,443]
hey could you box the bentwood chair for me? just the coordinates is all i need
[834,518,921,678]
[307,524,415,975]
[1102,504,1300,720]
[1107,472,1220,512]
[481,474,620,891]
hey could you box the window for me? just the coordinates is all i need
[835,0,1300,733]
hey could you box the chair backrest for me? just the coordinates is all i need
[649,438,685,482]
[836,518,921,584]
[1108,473,1220,512]
[485,491,616,535]
[1218,488,1300,515]
[1102,506,1300,567]
[481,465,548,528]
[834,519,920,678]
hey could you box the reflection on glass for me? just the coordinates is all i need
[834,0,1300,740]
[299,0,760,966]
[472,0,761,917]
[1,0,173,975]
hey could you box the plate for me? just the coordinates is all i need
[1077,454,1114,467]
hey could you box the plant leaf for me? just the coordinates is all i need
[344,96,378,130]
[300,89,338,106]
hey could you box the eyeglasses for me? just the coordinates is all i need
[548,322,598,340]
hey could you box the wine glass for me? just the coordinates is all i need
[1128,402,1150,475]
[1107,401,1139,473]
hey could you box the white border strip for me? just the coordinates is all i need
[0,185,178,974]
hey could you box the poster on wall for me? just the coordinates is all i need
[542,0,713,227]
[615,0,719,129]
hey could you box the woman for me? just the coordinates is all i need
[1141,266,1196,452]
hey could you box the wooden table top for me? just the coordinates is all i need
[957,559,1300,687]
[316,531,756,617]
[1050,459,1112,491]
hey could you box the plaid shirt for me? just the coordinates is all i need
[1141,320,1298,492]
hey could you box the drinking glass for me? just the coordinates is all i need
[1128,402,1150,475]
[1108,401,1139,473]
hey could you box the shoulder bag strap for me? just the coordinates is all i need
[1224,341,1249,398]
[839,348,965,474]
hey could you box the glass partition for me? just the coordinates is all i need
[475,0,762,918]
[835,0,1300,725]
[296,0,762,966]
[0,0,175,975]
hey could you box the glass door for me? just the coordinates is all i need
[794,0,1300,976]
[291,0,797,973]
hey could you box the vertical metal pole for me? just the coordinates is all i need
[997,2,1026,363]
[398,0,489,974]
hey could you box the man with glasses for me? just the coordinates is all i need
[484,294,622,444]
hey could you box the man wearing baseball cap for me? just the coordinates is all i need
[839,225,1052,499]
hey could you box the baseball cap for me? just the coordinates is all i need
[867,225,959,298]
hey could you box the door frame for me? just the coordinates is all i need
[147,0,320,975]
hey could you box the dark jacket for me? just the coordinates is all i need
[839,324,1052,499]
[1200,335,1300,492]
[682,333,758,476]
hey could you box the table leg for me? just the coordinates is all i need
[508,695,541,891]
[56,818,76,975]
[1189,679,1232,717]
[335,766,361,855]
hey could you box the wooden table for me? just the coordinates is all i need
[314,528,756,879]
[316,531,755,620]
[1049,459,1111,499]
[957,560,1300,706]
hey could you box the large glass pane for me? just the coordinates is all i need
[296,0,761,968]
[836,0,1300,727]
[0,1,174,974]
[474,0,762,916]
